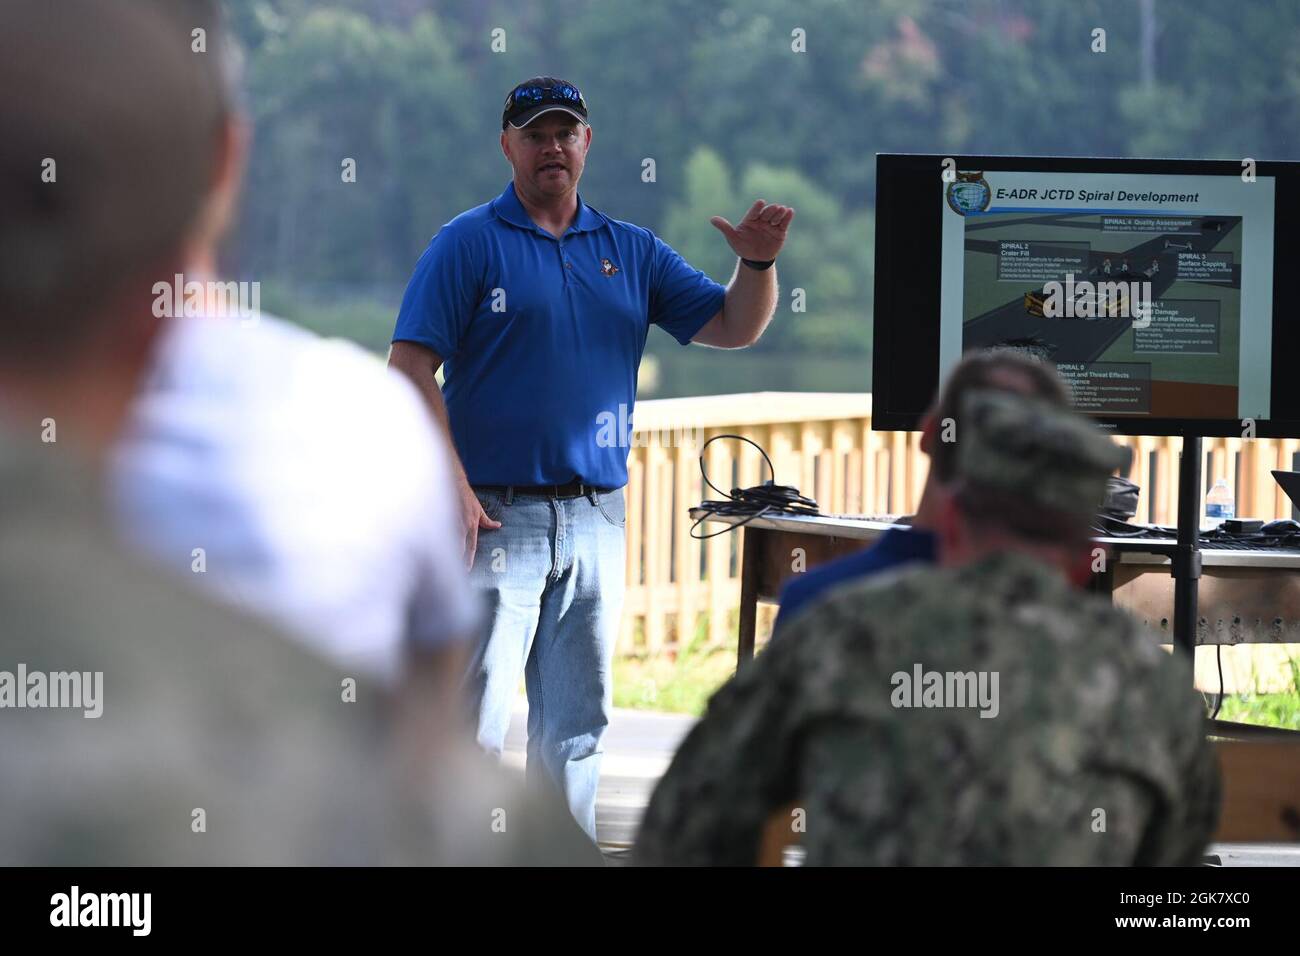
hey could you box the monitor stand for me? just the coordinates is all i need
[1172,440,1299,735]
[1172,436,1202,663]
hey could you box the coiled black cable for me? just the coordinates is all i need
[689,434,819,540]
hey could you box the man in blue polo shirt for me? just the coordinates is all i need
[389,77,795,838]
[773,350,1074,633]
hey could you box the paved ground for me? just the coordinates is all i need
[502,699,694,848]
[502,698,1295,866]
[1208,845,1300,867]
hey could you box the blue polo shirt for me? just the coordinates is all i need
[772,527,938,635]
[393,181,726,488]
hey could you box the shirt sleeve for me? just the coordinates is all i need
[634,634,806,865]
[1142,707,1222,866]
[1116,634,1221,866]
[392,229,481,358]
[648,234,727,345]
[772,573,818,634]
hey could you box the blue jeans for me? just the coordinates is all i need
[464,487,626,840]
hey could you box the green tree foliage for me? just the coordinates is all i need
[661,149,873,353]
[219,0,1300,379]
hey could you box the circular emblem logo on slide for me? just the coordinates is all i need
[946,171,991,216]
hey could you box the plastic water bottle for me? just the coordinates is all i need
[1205,479,1235,530]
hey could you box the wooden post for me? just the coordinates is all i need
[642,440,667,653]
[706,429,733,647]
[673,442,697,651]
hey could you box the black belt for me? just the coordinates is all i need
[473,482,613,500]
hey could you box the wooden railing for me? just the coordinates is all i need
[619,391,1300,656]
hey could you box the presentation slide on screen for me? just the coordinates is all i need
[938,171,1275,420]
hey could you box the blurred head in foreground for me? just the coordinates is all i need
[0,0,240,457]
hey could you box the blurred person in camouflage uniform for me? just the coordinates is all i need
[635,383,1219,865]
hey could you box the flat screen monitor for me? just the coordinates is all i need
[872,153,1300,437]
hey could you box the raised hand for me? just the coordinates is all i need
[709,199,795,262]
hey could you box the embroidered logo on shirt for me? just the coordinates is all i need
[599,258,620,277]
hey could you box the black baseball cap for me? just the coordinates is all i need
[502,76,588,130]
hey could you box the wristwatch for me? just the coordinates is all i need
[741,257,776,271]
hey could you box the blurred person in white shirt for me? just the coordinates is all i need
[106,1,477,686]
[112,309,477,683]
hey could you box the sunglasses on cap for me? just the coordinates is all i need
[502,80,588,128]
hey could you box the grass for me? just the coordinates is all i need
[613,615,743,717]
[612,646,736,717]
[1216,694,1300,730]
[615,629,1300,731]
[1212,656,1300,730]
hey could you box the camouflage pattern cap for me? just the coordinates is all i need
[954,389,1130,518]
